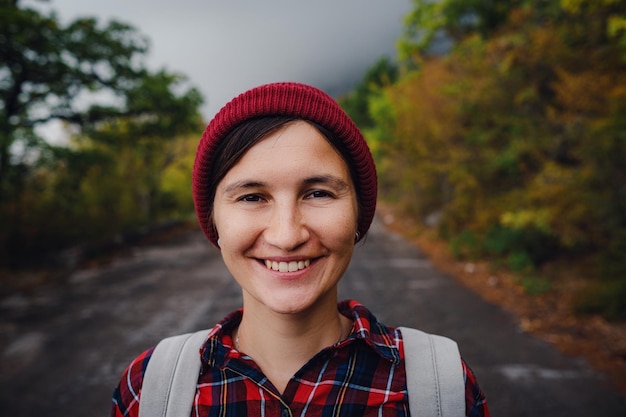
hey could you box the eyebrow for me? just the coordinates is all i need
[222,180,266,194]
[222,175,351,194]
[302,175,351,190]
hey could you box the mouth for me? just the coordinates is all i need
[263,259,312,272]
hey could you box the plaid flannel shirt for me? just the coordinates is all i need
[111,300,489,417]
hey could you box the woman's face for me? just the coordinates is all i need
[212,121,359,315]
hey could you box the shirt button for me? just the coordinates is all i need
[281,408,291,417]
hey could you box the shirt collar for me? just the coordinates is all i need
[200,308,242,371]
[338,299,401,364]
[200,300,401,371]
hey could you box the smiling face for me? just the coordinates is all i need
[212,121,359,316]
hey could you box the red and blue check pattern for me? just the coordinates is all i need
[111,300,489,417]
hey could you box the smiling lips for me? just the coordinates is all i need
[264,259,312,272]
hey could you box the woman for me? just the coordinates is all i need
[111,82,490,416]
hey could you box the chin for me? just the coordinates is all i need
[257,291,330,316]
[265,299,313,315]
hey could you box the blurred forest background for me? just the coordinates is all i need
[340,0,626,321]
[1,0,204,271]
[1,0,625,322]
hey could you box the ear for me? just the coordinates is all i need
[208,211,220,248]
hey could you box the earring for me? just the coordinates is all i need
[217,238,221,248]
[354,231,361,243]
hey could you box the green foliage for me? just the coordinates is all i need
[0,1,203,267]
[357,0,626,317]
[449,230,480,260]
[601,231,626,281]
[519,275,552,295]
[398,0,523,59]
[338,56,398,129]
[574,280,626,321]
[507,251,533,273]
[576,231,626,319]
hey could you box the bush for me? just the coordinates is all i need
[507,251,534,273]
[449,230,481,260]
[520,275,552,295]
[574,280,626,321]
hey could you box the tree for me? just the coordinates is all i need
[371,0,626,317]
[338,56,398,129]
[0,0,203,266]
[398,0,524,60]
[1,0,202,188]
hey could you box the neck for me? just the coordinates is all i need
[235,296,350,393]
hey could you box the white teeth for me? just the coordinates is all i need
[264,259,311,271]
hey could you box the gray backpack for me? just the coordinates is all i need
[139,327,464,417]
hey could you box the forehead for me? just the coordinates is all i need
[224,121,351,179]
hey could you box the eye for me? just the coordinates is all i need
[305,190,334,199]
[238,194,265,202]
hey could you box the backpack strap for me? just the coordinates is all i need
[139,327,464,417]
[398,327,465,417]
[139,330,208,417]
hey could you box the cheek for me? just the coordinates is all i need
[213,208,258,248]
[311,205,358,246]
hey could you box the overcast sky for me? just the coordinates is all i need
[25,0,413,122]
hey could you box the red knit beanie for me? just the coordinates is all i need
[192,82,377,247]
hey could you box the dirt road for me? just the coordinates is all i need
[1,218,625,416]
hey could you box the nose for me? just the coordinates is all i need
[263,200,309,251]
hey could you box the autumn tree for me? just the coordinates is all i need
[359,0,626,317]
